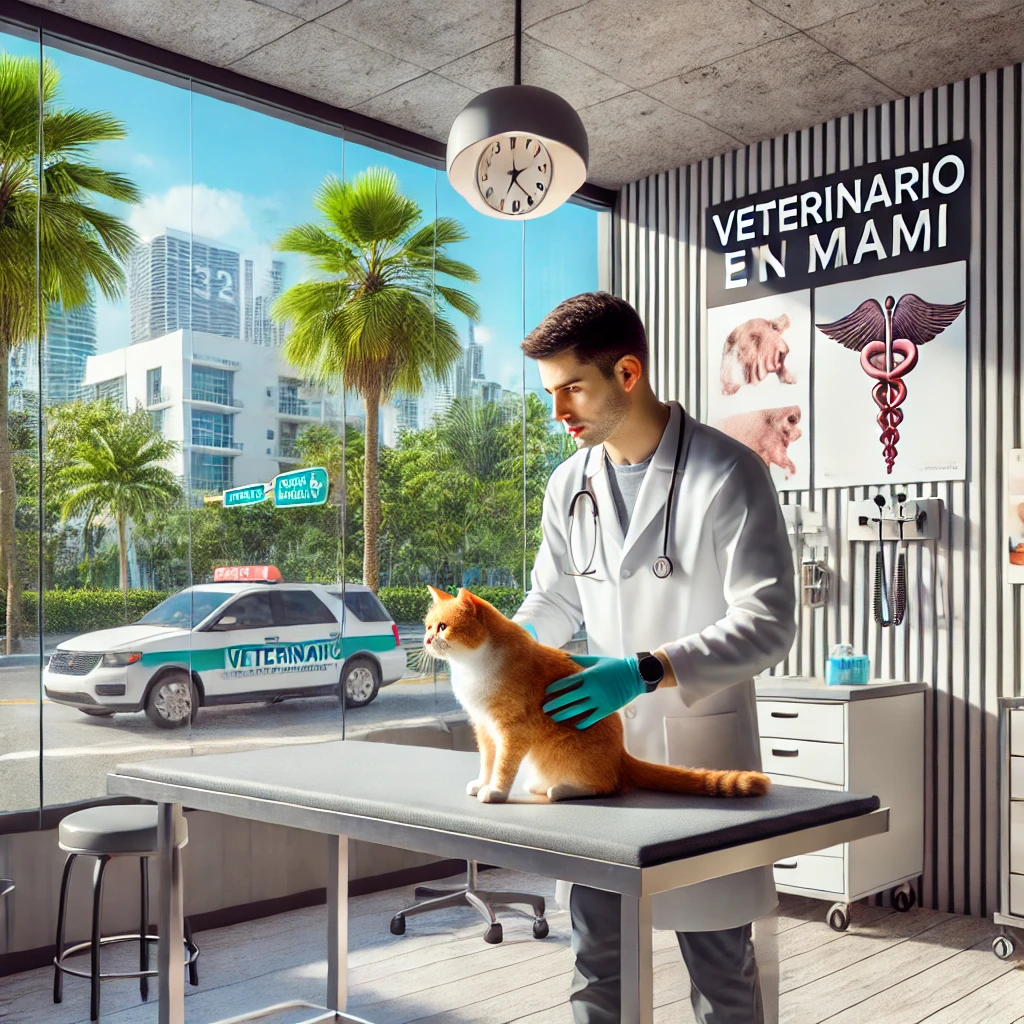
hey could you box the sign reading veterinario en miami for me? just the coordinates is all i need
[703,139,971,491]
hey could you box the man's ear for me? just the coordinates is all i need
[617,354,644,394]
[427,585,450,605]
[457,588,480,615]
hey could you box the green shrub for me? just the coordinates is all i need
[0,589,169,635]
[378,585,524,624]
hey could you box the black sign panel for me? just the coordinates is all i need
[705,139,971,308]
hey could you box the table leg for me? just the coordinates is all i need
[326,834,349,1012]
[157,802,185,1024]
[620,892,653,1024]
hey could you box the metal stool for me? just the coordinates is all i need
[389,860,548,944]
[53,805,200,1021]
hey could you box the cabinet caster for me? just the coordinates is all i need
[891,883,916,912]
[484,922,503,944]
[992,934,1018,961]
[389,914,406,936]
[828,902,851,932]
[532,917,549,939]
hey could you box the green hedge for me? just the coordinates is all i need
[0,590,170,635]
[379,585,524,624]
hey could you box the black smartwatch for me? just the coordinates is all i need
[636,652,664,693]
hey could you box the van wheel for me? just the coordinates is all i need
[145,672,196,729]
[342,658,380,708]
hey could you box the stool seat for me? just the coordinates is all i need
[59,806,187,856]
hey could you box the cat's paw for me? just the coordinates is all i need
[466,780,485,797]
[477,785,508,804]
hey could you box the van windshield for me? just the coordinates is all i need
[136,590,233,629]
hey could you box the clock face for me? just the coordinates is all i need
[476,135,553,216]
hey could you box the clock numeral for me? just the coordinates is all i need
[510,136,516,149]
[491,141,501,155]
[485,187,493,198]
[512,199,521,213]
[527,195,534,206]
[538,163,548,173]
[480,172,488,182]
[499,198,505,211]
[536,182,545,192]
[532,143,541,158]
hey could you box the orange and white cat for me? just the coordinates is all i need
[424,586,770,804]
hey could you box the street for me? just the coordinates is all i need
[0,661,461,813]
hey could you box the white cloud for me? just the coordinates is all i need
[473,325,494,345]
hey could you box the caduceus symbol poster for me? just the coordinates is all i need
[704,139,970,490]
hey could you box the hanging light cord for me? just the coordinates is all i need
[514,0,522,85]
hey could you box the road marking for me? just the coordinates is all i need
[0,699,49,705]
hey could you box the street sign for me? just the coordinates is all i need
[222,483,269,508]
[273,467,329,508]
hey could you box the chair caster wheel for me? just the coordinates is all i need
[891,883,916,912]
[828,903,850,932]
[992,934,1018,961]
[484,922,503,944]
[533,918,549,939]
[389,914,406,936]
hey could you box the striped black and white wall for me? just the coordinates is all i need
[613,62,1023,919]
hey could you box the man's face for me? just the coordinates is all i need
[537,351,630,449]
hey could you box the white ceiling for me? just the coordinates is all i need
[21,0,1024,189]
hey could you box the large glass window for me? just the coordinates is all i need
[0,12,605,819]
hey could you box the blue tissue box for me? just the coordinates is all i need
[825,655,870,686]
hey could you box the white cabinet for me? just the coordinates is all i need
[756,678,926,929]
[994,701,1024,957]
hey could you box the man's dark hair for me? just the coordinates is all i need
[520,292,648,377]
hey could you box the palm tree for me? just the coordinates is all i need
[0,53,141,649]
[272,167,479,592]
[57,407,181,597]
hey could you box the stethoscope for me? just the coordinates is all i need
[565,412,687,582]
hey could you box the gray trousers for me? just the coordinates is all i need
[569,884,765,1024]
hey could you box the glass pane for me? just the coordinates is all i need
[186,84,347,746]
[39,32,192,805]
[0,19,42,816]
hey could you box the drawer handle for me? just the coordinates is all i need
[774,861,799,869]
[770,711,799,719]
[772,748,800,757]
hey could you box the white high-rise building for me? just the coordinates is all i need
[128,229,241,344]
[83,329,339,496]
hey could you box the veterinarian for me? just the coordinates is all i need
[513,292,797,1024]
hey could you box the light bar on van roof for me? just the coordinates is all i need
[213,565,282,583]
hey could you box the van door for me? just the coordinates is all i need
[270,589,342,695]
[197,590,286,699]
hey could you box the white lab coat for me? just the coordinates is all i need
[514,402,797,932]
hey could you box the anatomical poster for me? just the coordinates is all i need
[813,262,966,488]
[706,290,811,491]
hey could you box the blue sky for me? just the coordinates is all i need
[4,28,600,404]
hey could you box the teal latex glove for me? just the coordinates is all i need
[543,655,644,730]
[522,623,538,641]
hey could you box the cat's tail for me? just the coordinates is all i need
[620,753,770,797]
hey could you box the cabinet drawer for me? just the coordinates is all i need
[1011,757,1024,799]
[760,738,845,786]
[773,853,844,894]
[1011,873,1024,917]
[1012,710,1024,757]
[1011,801,1024,875]
[758,700,845,743]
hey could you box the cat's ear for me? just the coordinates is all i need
[457,588,481,615]
[774,313,791,332]
[427,585,451,606]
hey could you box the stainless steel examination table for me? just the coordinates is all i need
[106,741,887,1024]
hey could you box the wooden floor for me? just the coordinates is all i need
[5,868,1023,1023]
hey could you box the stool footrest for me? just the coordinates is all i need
[55,932,198,981]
